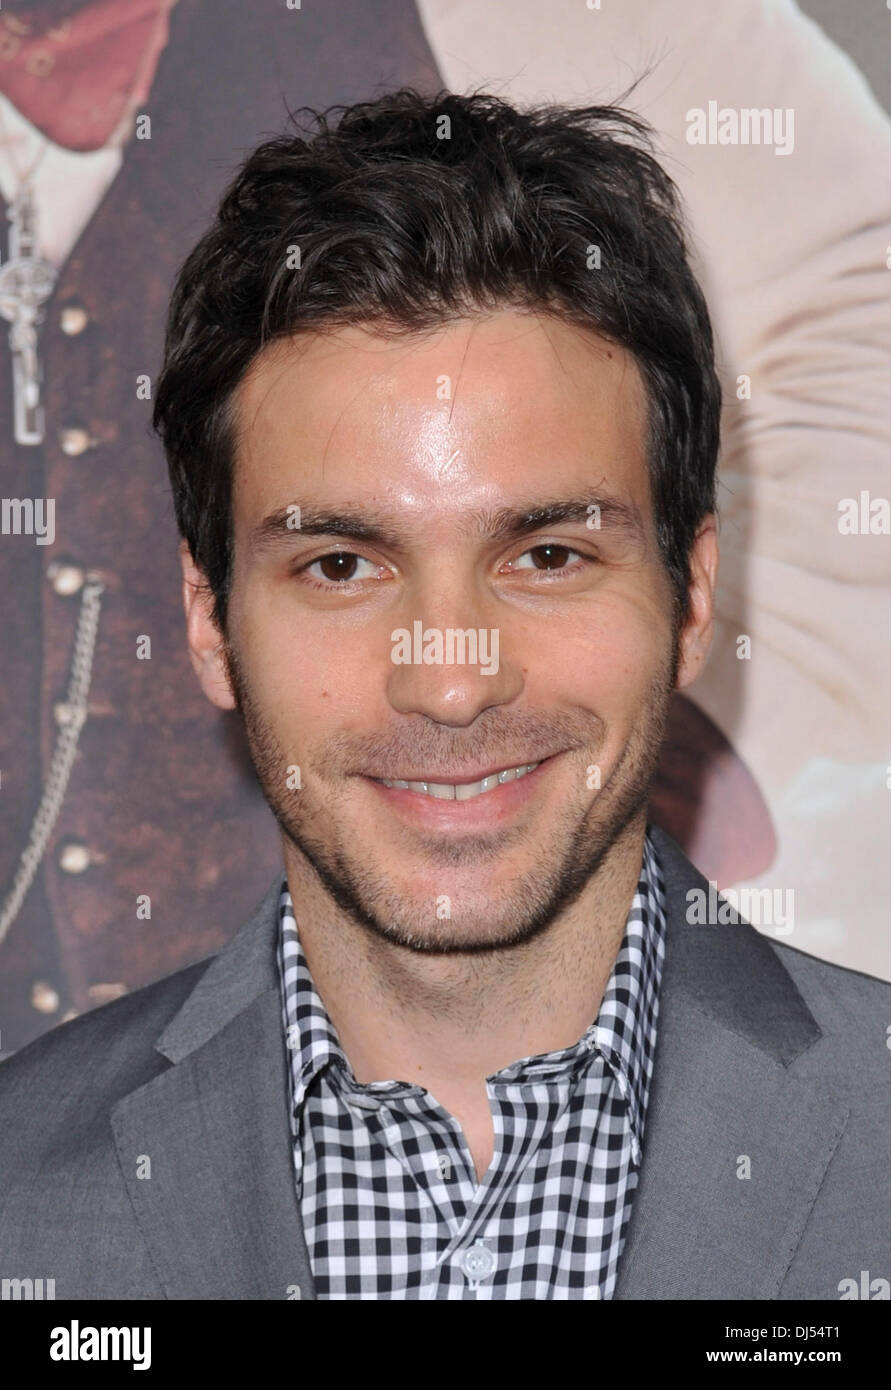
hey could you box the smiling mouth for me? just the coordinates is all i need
[370,760,543,802]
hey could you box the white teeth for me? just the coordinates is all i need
[377,762,541,801]
[426,782,455,800]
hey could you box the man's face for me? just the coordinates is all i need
[186,310,714,953]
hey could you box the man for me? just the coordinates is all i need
[0,90,888,1300]
[14,0,880,1062]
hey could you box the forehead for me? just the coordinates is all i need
[230,309,652,531]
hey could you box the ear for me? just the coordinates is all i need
[674,514,719,691]
[179,539,237,711]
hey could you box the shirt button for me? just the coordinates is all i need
[59,842,91,874]
[47,562,85,596]
[58,426,93,456]
[60,304,89,336]
[54,701,83,727]
[458,1242,496,1281]
[30,980,60,1014]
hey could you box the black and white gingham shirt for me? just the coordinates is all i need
[277,828,667,1299]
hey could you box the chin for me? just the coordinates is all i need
[365,906,544,956]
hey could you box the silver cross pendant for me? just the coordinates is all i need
[0,183,57,445]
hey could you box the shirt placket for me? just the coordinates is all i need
[353,1085,486,1294]
[437,1063,585,1296]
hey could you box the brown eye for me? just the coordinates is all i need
[316,552,361,582]
[511,543,584,572]
[297,551,382,589]
[530,544,573,570]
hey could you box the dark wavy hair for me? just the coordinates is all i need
[153,88,721,637]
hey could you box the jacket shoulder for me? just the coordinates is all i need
[764,938,891,1120]
[0,955,213,1153]
[762,941,891,1296]
[769,935,891,1034]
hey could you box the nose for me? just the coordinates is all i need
[385,575,523,727]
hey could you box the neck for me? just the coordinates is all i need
[282,814,648,1096]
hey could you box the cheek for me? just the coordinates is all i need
[236,593,385,738]
[518,590,671,709]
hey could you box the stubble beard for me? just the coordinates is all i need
[222,634,678,957]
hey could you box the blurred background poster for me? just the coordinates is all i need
[1,0,888,1056]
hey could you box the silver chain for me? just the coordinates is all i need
[0,577,104,945]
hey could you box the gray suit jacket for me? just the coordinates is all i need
[0,825,888,1300]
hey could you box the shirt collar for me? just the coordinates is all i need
[277,827,667,1149]
[590,828,666,1151]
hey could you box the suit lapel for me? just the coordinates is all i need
[111,877,318,1300]
[615,827,850,1298]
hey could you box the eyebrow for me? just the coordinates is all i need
[248,492,647,556]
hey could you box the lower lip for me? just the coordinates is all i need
[362,757,558,831]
